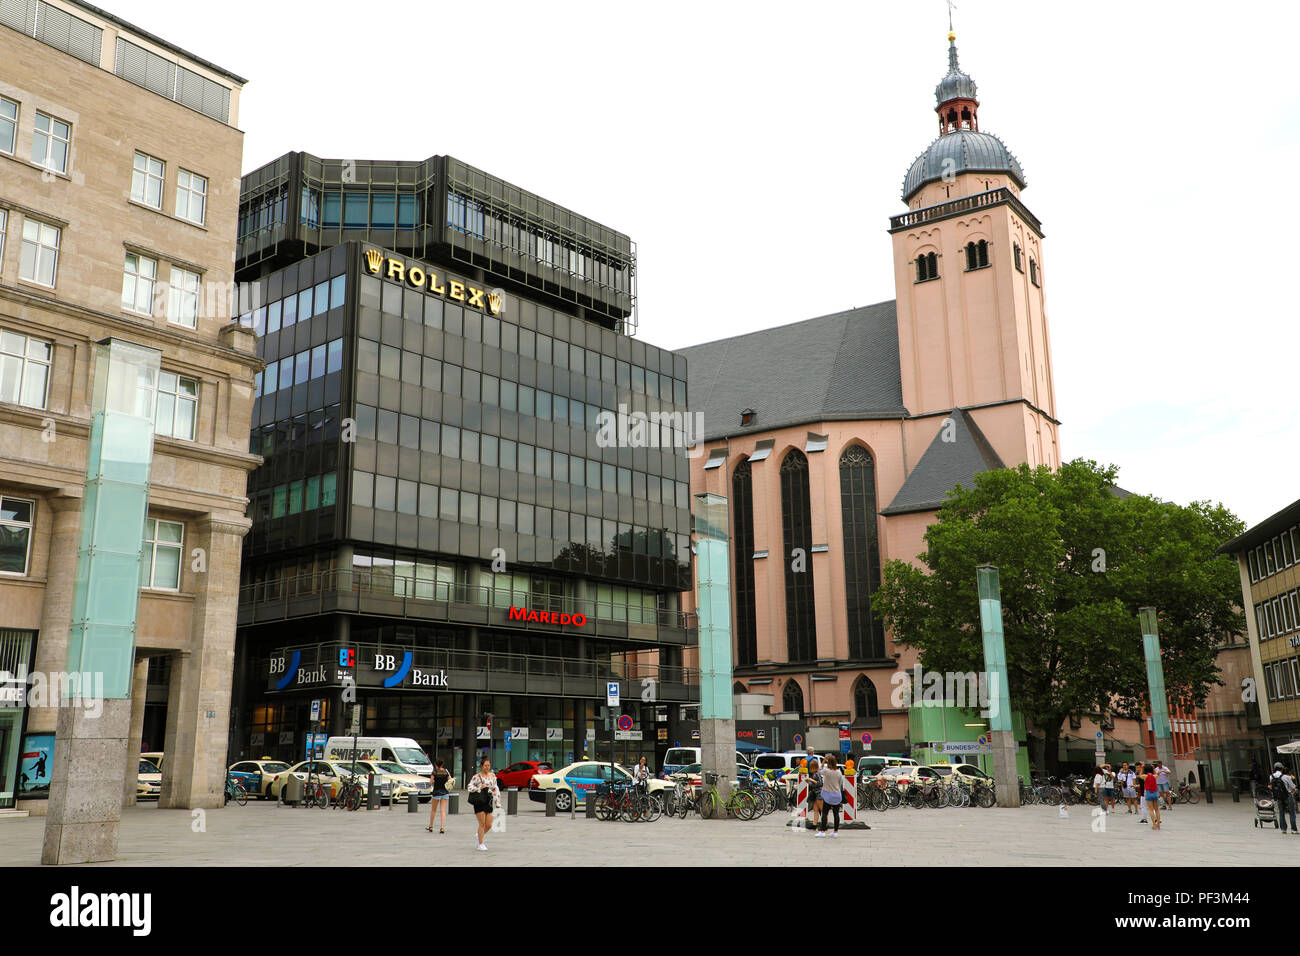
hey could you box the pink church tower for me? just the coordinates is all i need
[890,31,1061,473]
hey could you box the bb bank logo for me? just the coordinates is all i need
[364,248,502,315]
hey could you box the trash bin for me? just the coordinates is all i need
[284,774,303,805]
[507,789,519,815]
[367,773,378,810]
[408,792,419,812]
[448,792,460,815]
[585,792,597,818]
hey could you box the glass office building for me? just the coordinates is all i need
[230,154,696,780]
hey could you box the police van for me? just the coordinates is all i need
[323,736,433,777]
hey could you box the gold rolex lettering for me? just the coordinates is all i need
[408,266,426,289]
[467,287,486,309]
[428,273,446,295]
[386,259,405,282]
[364,248,384,274]
[487,291,503,315]
[449,280,466,302]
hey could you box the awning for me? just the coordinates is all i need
[1275,741,1300,754]
[735,741,773,754]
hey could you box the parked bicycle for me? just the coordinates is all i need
[699,772,756,820]
[224,773,247,807]
[1172,778,1200,805]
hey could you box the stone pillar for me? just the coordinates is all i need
[41,699,132,864]
[122,655,149,807]
[159,514,250,809]
[26,492,83,739]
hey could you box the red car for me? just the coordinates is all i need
[495,761,553,790]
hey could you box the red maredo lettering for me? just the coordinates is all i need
[507,607,586,627]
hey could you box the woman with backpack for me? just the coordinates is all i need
[467,758,501,852]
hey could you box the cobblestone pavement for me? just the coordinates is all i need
[2,795,1297,866]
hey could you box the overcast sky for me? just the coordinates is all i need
[114,0,1298,527]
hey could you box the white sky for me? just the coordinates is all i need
[114,0,1299,527]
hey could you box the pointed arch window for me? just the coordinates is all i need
[732,458,758,668]
[780,449,817,662]
[840,444,885,659]
[1013,242,1024,273]
[915,251,939,283]
[964,239,989,271]
[783,680,805,718]
[854,677,880,726]
[1029,257,1040,287]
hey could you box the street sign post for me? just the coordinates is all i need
[861,731,873,752]
[607,682,620,707]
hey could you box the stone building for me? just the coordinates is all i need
[0,0,252,821]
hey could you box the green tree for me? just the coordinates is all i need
[871,459,1244,774]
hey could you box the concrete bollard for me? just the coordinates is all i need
[448,792,460,815]
[586,794,597,818]
[408,792,419,812]
[367,774,378,810]
[545,790,557,816]
[507,789,519,815]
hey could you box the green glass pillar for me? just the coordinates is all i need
[1138,607,1175,771]
[693,493,735,813]
[43,339,160,865]
[975,565,1020,806]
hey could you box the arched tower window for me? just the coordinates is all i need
[964,240,989,271]
[732,458,758,668]
[854,677,880,724]
[1013,242,1024,273]
[1029,257,1040,287]
[960,107,972,129]
[780,449,817,663]
[733,681,747,696]
[915,251,939,283]
[783,680,805,717]
[839,445,885,660]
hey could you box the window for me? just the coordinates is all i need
[32,112,71,173]
[0,496,34,575]
[0,97,16,154]
[155,371,198,440]
[964,239,989,270]
[841,445,885,660]
[915,251,939,282]
[121,252,157,314]
[1013,242,1023,272]
[141,517,183,590]
[780,449,817,662]
[131,152,165,208]
[19,219,60,286]
[0,329,52,410]
[782,680,805,718]
[854,677,880,723]
[732,458,758,668]
[1029,257,1040,287]
[176,169,207,225]
[167,267,200,328]
[0,209,5,262]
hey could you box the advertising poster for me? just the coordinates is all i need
[19,733,54,798]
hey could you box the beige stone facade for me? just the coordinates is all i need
[0,1,254,816]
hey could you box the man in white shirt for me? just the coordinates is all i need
[1271,763,1297,834]
[1092,767,1107,814]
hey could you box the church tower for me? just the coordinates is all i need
[890,31,1060,471]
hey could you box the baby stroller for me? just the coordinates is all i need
[1253,783,1278,829]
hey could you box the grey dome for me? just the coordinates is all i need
[902,130,1026,201]
[936,40,978,104]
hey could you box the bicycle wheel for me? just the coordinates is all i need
[621,796,641,822]
[1184,789,1200,805]
[730,790,756,820]
[699,789,718,819]
[644,794,663,822]
[906,788,925,810]
[885,785,903,809]
[348,786,363,811]
[977,786,996,809]
[233,784,248,806]
[1040,786,1062,805]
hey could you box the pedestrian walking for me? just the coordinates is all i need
[1271,763,1297,834]
[1119,762,1138,814]
[467,758,500,852]
[807,758,822,829]
[816,754,845,837]
[1143,763,1161,830]
[1156,760,1173,809]
[1134,763,1148,823]
[1101,764,1117,813]
[426,757,452,833]
[1092,766,1106,814]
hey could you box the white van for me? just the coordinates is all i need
[323,737,433,777]
[661,747,750,778]
[856,755,919,777]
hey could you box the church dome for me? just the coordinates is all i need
[902,129,1026,201]
[935,35,978,104]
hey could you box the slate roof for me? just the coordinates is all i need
[680,301,905,443]
[902,130,1026,201]
[881,408,1005,515]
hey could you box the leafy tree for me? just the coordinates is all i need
[872,459,1244,774]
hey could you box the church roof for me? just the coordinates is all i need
[902,130,1026,201]
[680,301,905,443]
[881,408,1006,515]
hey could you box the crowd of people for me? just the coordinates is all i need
[1090,760,1177,829]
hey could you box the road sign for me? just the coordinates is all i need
[309,699,321,722]
[350,705,361,736]
[838,723,850,740]
[607,681,620,706]
[615,730,643,741]
[792,733,804,748]
[617,714,634,732]
[840,739,851,754]
[860,732,873,745]
[504,733,512,752]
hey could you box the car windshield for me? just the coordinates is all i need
[395,747,431,766]
[139,760,159,774]
[372,762,407,774]
[262,762,290,774]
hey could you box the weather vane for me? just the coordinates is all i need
[947,0,957,32]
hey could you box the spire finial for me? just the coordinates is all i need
[946,0,957,33]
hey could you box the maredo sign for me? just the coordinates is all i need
[507,606,588,627]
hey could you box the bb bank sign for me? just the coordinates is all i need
[266,645,451,693]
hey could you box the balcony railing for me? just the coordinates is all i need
[240,569,698,639]
[889,187,1044,235]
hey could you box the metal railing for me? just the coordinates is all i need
[240,569,697,632]
[889,187,1044,235]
